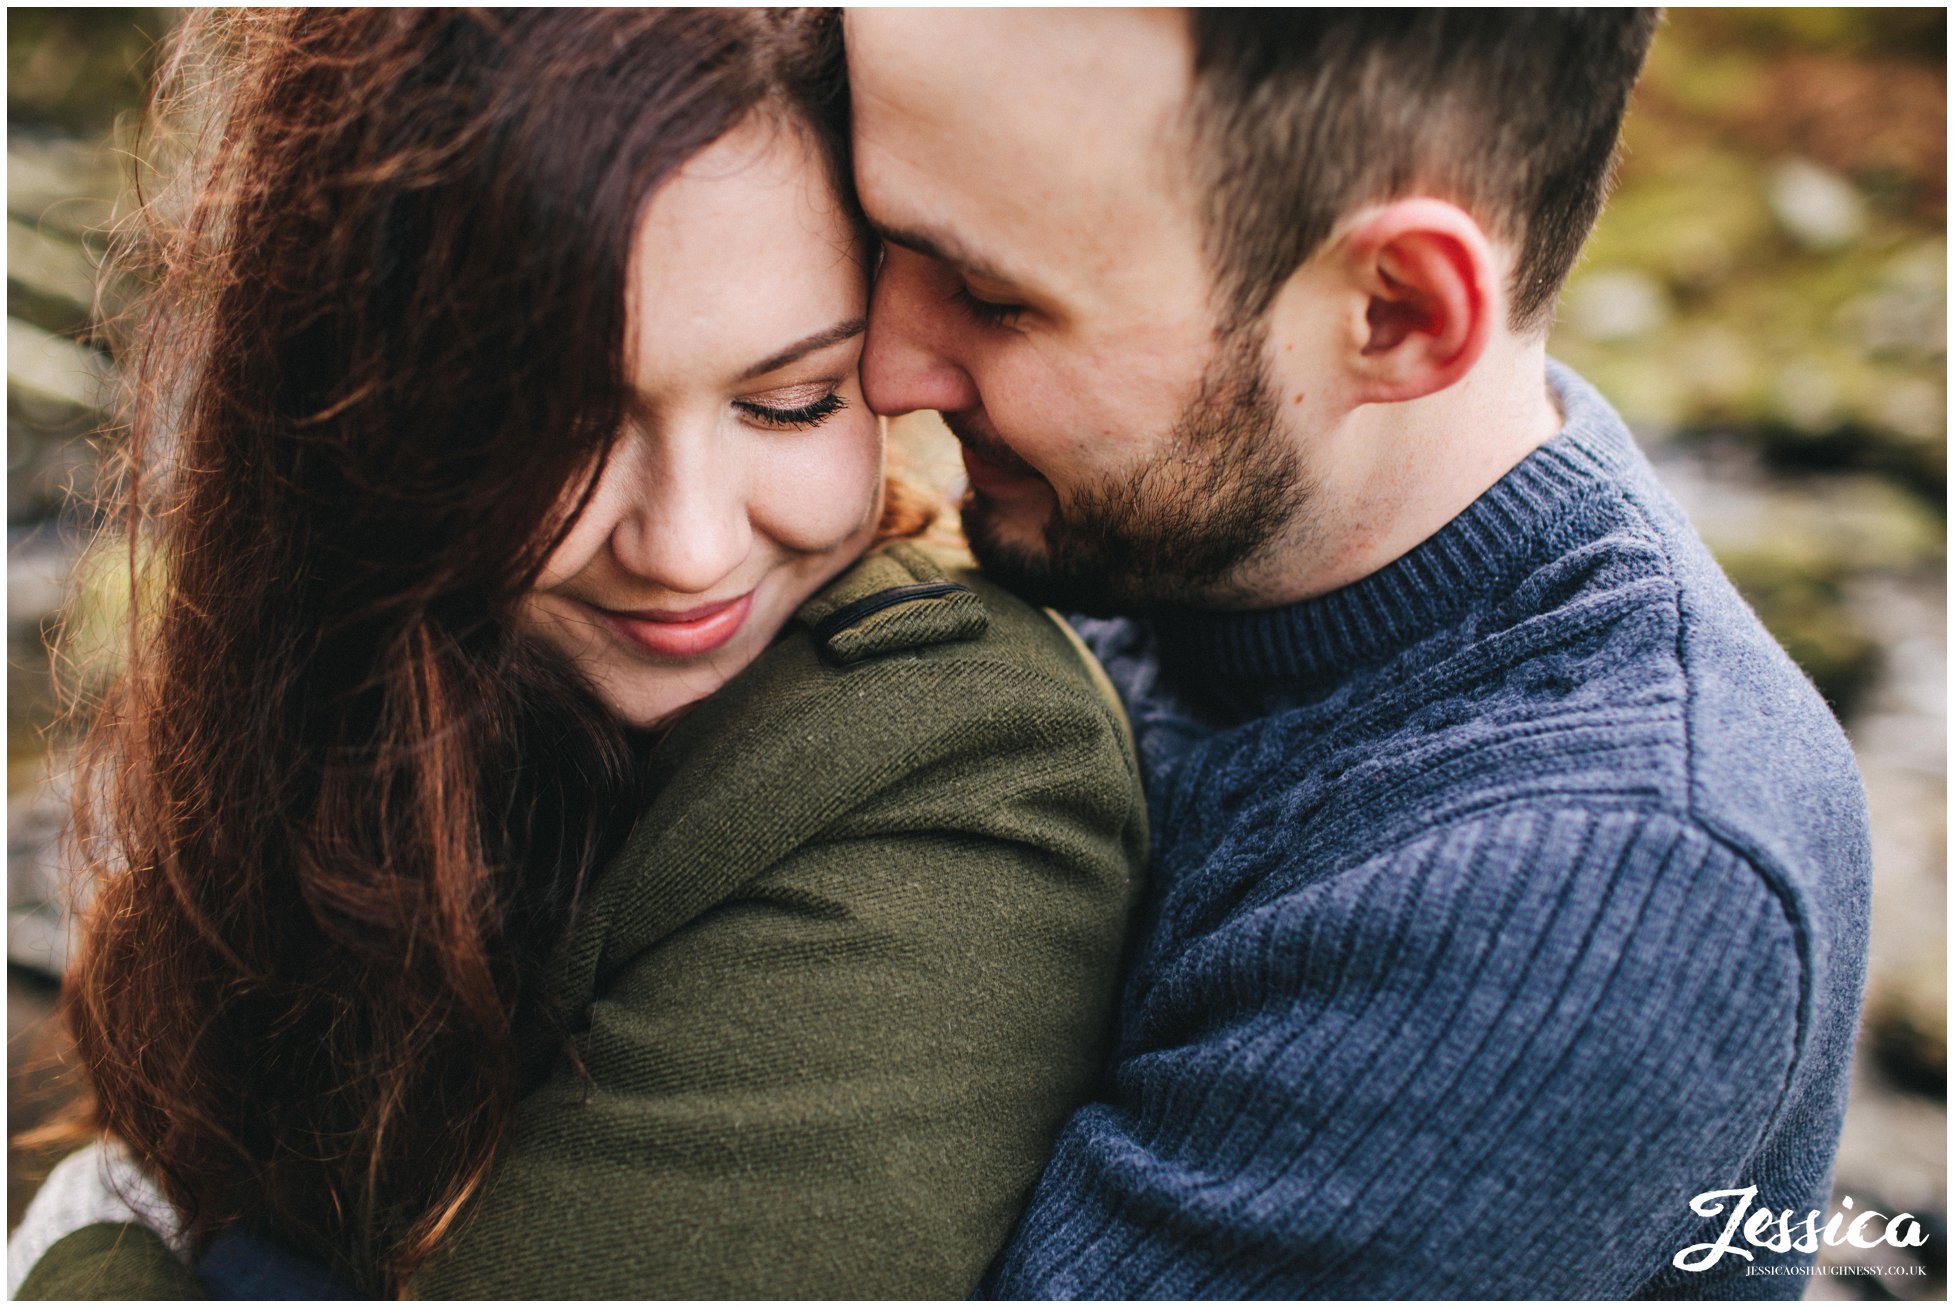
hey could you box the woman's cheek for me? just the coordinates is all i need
[753,415,885,552]
[529,455,633,591]
[531,525,600,592]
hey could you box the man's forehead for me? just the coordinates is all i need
[848,11,1186,78]
[846,9,1195,293]
[847,9,1189,147]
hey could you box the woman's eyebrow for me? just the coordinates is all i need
[739,317,867,381]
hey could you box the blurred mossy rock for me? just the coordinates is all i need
[1557,7,1945,515]
[1557,303,1945,507]
[1557,227,1944,487]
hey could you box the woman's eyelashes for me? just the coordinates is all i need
[951,282,1026,329]
[734,389,848,429]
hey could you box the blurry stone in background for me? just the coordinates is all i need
[1770,157,1870,251]
[1561,269,1672,343]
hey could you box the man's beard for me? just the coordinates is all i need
[956,325,1312,616]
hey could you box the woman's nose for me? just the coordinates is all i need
[861,249,982,418]
[606,429,753,596]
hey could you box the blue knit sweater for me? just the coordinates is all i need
[985,363,1872,1299]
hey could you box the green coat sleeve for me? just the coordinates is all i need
[15,1224,206,1301]
[411,652,1144,1299]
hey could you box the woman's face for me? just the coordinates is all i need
[522,117,884,728]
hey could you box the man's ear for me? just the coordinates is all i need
[1327,198,1497,406]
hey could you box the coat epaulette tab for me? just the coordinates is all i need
[796,542,989,665]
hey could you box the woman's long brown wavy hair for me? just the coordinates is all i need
[58,8,926,1295]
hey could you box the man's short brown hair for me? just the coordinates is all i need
[1185,10,1658,337]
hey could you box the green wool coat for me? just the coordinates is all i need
[17,541,1146,1299]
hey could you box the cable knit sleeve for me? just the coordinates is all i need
[984,804,1807,1299]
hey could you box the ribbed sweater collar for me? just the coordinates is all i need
[1150,361,1640,685]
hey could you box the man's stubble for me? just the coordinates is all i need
[958,324,1315,616]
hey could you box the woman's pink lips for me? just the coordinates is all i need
[595,591,754,659]
[961,444,1043,498]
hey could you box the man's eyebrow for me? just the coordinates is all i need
[738,317,867,382]
[873,222,1024,289]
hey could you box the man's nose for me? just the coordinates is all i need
[608,431,753,597]
[862,250,982,418]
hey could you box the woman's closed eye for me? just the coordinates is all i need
[734,384,849,430]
